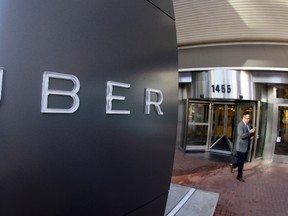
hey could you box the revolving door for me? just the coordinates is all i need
[180,99,259,159]
[209,104,235,154]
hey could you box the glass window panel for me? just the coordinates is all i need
[188,103,209,123]
[277,86,288,99]
[186,125,208,146]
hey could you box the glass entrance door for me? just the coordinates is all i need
[184,101,210,151]
[276,106,288,155]
[209,104,236,154]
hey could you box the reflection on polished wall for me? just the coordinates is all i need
[191,70,254,100]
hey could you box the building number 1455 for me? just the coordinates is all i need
[211,84,231,93]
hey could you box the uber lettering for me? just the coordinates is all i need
[0,69,164,115]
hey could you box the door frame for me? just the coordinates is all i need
[183,99,211,151]
[209,102,236,154]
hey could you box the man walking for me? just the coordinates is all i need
[230,111,255,182]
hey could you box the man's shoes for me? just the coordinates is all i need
[229,163,233,173]
[236,177,245,182]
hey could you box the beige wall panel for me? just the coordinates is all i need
[173,0,288,46]
[178,44,288,69]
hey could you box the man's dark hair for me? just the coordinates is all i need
[242,111,250,116]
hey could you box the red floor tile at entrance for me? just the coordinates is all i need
[171,149,288,216]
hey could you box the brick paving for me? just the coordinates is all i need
[171,149,288,216]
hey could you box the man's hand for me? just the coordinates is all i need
[250,128,256,133]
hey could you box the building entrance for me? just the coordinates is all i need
[180,99,260,160]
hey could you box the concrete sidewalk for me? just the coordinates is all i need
[171,149,288,216]
[165,184,219,216]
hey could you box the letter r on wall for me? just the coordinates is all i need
[145,88,164,115]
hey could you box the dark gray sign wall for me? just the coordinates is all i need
[0,1,178,215]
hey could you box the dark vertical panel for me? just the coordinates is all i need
[147,0,175,19]
[0,0,178,215]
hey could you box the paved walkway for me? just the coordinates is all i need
[171,149,288,216]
